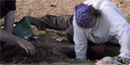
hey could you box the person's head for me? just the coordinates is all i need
[75,4,101,28]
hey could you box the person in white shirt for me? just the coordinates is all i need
[73,0,130,64]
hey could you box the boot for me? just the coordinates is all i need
[26,16,46,31]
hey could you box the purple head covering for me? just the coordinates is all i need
[75,4,94,28]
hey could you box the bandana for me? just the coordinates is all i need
[75,4,94,28]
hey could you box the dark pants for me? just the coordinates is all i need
[39,15,74,43]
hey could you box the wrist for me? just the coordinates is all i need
[119,51,130,59]
[76,55,87,60]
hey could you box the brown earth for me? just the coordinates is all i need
[0,0,130,64]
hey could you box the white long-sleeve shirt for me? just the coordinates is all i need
[73,0,130,60]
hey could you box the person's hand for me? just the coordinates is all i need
[76,57,87,62]
[76,59,86,62]
[17,39,35,55]
[118,56,130,64]
[96,57,122,64]
[0,29,35,55]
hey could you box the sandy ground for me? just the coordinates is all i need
[1,0,130,64]
[15,0,130,22]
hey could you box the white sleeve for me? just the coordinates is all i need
[73,14,88,60]
[102,5,130,59]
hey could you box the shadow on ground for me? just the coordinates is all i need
[0,29,120,64]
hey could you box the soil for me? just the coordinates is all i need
[0,0,130,64]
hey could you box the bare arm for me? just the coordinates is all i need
[0,29,35,55]
[4,11,15,34]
